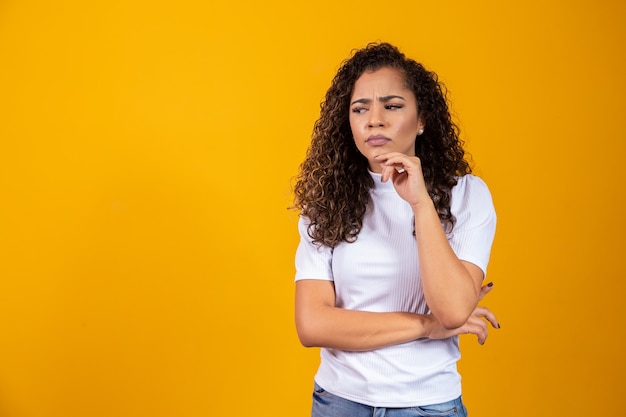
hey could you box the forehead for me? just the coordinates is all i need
[351,67,410,96]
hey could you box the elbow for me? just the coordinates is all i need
[436,312,471,330]
[430,298,477,330]
[440,319,466,330]
[295,318,321,348]
[298,334,317,348]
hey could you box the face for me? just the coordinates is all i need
[349,67,424,173]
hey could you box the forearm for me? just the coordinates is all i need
[296,279,440,351]
[296,301,435,351]
[412,200,480,329]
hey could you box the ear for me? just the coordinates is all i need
[417,117,425,136]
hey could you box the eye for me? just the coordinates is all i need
[351,107,367,114]
[385,104,403,110]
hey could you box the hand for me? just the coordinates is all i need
[427,282,500,345]
[374,152,430,207]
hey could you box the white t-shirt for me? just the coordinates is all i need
[295,172,496,407]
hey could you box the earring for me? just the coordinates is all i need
[418,128,424,135]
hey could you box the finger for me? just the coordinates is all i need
[380,164,395,183]
[473,306,500,329]
[483,309,501,329]
[383,156,417,171]
[387,163,407,176]
[479,282,494,301]
[476,324,488,345]
[462,318,488,345]
[374,152,404,162]
[375,152,415,167]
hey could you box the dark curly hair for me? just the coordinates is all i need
[293,42,472,248]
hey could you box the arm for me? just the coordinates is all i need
[413,200,483,329]
[295,279,499,351]
[295,279,434,351]
[376,153,490,329]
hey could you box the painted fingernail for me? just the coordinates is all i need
[487,282,493,287]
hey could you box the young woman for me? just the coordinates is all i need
[293,42,499,416]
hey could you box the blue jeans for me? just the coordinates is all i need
[311,383,468,417]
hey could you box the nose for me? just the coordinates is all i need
[367,105,385,128]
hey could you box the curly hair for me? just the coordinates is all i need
[293,42,472,248]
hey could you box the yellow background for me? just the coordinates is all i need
[0,0,624,416]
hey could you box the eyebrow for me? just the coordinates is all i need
[351,95,406,106]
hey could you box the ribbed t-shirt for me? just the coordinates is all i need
[294,172,496,407]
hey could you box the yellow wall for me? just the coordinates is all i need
[0,1,624,416]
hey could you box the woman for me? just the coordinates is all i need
[293,42,499,416]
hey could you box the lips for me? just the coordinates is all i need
[366,134,391,146]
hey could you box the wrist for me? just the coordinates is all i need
[420,314,437,339]
[410,197,435,214]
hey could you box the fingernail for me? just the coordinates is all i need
[497,323,501,329]
[487,282,493,287]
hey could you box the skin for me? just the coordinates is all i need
[349,67,424,172]
[295,67,499,352]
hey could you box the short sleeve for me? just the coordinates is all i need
[294,215,334,282]
[448,175,497,276]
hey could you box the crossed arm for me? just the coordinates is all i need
[295,153,499,352]
[295,265,498,352]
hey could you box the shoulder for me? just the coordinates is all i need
[450,174,496,223]
[453,174,491,196]
[447,175,497,273]
[451,175,493,207]
[295,214,334,281]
